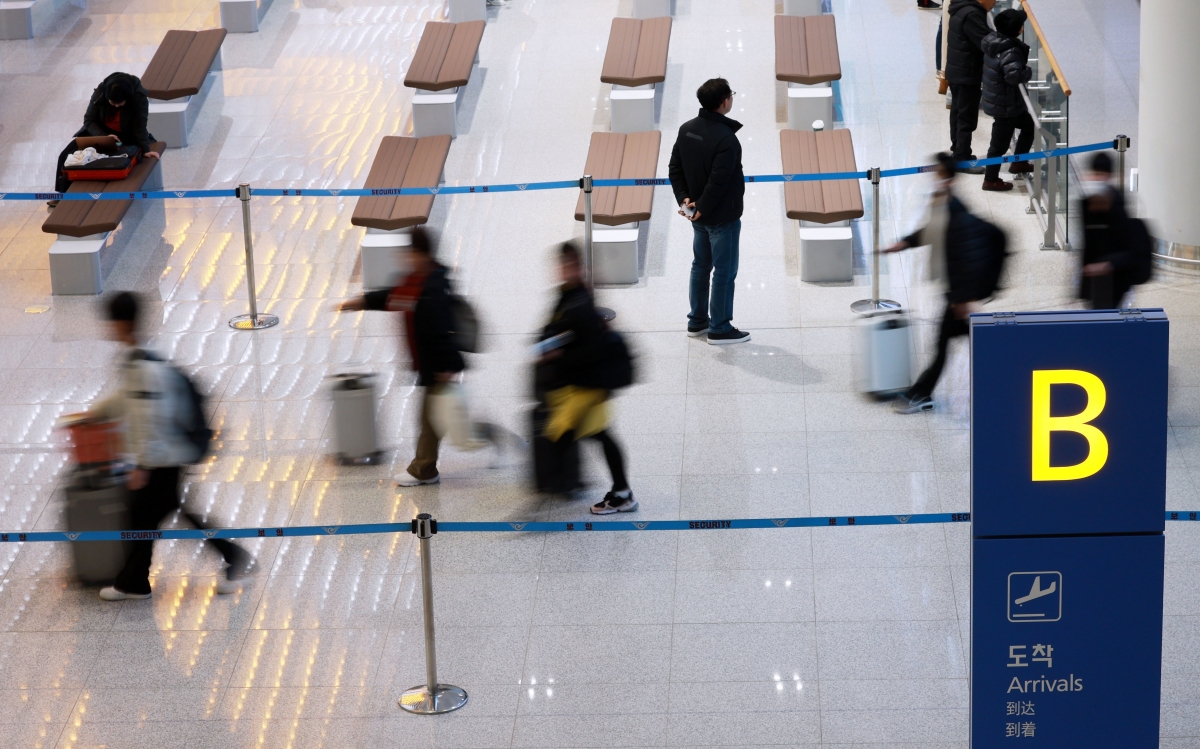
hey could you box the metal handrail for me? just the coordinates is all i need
[1017,0,1071,97]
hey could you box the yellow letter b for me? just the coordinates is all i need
[1031,370,1109,481]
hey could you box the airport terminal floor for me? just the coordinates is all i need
[1,0,1199,746]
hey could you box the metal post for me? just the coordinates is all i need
[581,175,616,322]
[398,514,468,715]
[851,168,900,314]
[228,183,279,330]
[1115,134,1130,193]
[1040,133,1061,251]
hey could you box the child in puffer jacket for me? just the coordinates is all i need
[980,9,1035,191]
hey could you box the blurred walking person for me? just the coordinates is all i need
[1079,152,1154,309]
[338,227,505,486]
[668,77,751,345]
[980,9,1035,191]
[885,154,1007,413]
[88,292,253,601]
[537,242,637,515]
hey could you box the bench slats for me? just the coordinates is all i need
[142,30,194,98]
[166,29,226,98]
[775,15,841,85]
[781,129,863,224]
[437,21,485,89]
[391,135,453,227]
[351,135,452,231]
[612,130,661,225]
[42,141,167,238]
[405,22,457,90]
[601,17,672,88]
[575,133,626,222]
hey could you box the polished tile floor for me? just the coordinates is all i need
[1,0,1198,747]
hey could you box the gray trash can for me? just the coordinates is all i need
[330,373,382,464]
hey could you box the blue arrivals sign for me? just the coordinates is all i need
[970,310,1168,748]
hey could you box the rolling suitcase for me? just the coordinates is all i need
[65,470,131,585]
[531,402,579,494]
[330,373,382,464]
[856,309,913,397]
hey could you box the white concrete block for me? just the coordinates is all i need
[49,233,108,296]
[412,88,460,139]
[220,0,259,33]
[632,0,671,18]
[148,97,191,149]
[360,228,413,291]
[447,0,485,22]
[611,84,655,134]
[799,225,853,283]
[592,224,640,285]
[787,84,834,131]
[0,1,34,40]
[784,0,823,16]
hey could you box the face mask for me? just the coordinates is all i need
[1079,179,1109,198]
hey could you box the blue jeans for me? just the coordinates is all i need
[689,220,741,334]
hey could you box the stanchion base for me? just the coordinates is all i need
[596,306,616,322]
[850,299,901,314]
[229,313,280,330]
[398,684,468,715]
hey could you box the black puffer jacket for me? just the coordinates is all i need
[667,109,745,227]
[539,284,610,391]
[363,264,465,387]
[945,0,991,85]
[903,196,997,303]
[79,72,156,154]
[981,32,1032,118]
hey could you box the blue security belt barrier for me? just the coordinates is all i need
[0,141,1115,202]
[3,509,1197,543]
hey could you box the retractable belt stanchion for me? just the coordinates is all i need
[1115,134,1130,193]
[398,513,468,715]
[851,167,900,314]
[228,182,279,331]
[581,174,616,322]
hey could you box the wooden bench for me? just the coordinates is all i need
[775,14,839,130]
[780,128,862,282]
[574,131,661,284]
[351,135,453,290]
[404,20,486,139]
[601,16,672,133]
[42,141,166,295]
[141,29,226,148]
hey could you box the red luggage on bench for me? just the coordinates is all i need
[65,145,141,182]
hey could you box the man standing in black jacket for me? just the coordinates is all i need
[945,0,995,173]
[668,78,751,345]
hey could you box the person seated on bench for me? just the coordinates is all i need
[52,73,160,200]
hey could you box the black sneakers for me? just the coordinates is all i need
[591,492,639,515]
[707,328,751,345]
[687,323,711,337]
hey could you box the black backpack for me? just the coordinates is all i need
[448,293,482,353]
[976,215,1010,299]
[141,352,214,464]
[597,328,636,391]
[1125,217,1155,285]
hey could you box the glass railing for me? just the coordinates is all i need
[994,0,1072,250]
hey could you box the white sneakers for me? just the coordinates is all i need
[395,472,440,487]
[98,587,150,601]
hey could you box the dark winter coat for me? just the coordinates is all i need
[945,0,991,85]
[668,108,745,227]
[364,264,464,387]
[981,32,1032,119]
[539,284,611,391]
[1079,187,1136,304]
[79,72,156,154]
[903,196,997,304]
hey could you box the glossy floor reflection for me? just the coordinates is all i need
[1,0,1198,747]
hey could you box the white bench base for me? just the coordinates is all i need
[611,84,656,134]
[49,233,107,295]
[799,225,853,283]
[446,0,485,22]
[361,228,413,291]
[632,0,671,18]
[148,64,221,149]
[784,0,822,16]
[592,223,640,285]
[413,87,460,139]
[788,83,834,131]
[221,0,264,33]
[0,1,33,40]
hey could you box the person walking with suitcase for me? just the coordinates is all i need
[88,292,253,601]
[337,227,504,487]
[979,9,1035,191]
[945,0,996,173]
[537,242,637,515]
[668,78,751,345]
[885,153,1006,413]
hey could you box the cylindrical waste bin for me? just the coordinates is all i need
[330,373,382,464]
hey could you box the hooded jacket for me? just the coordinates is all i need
[945,0,992,85]
[981,32,1033,119]
[92,349,198,468]
[80,72,156,154]
[667,108,745,227]
[364,263,465,387]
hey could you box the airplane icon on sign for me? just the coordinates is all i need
[1014,575,1057,605]
[1008,571,1062,623]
